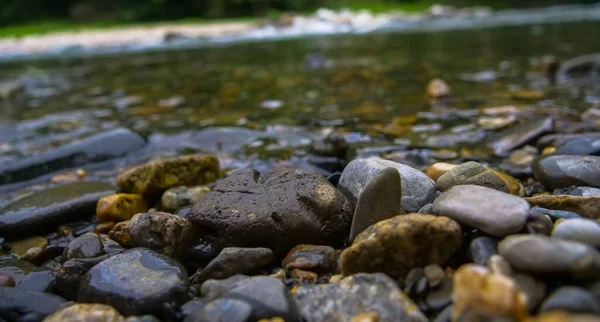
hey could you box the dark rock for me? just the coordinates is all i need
[62,233,105,261]
[533,155,600,190]
[432,305,452,322]
[326,172,341,187]
[56,256,107,300]
[540,287,600,314]
[415,277,428,298]
[0,260,35,284]
[424,264,445,288]
[436,161,508,193]
[404,268,425,297]
[0,182,114,237]
[552,218,600,247]
[190,247,273,285]
[306,155,345,174]
[469,236,498,266]
[188,168,352,257]
[78,248,189,317]
[530,206,581,221]
[487,117,554,156]
[183,298,252,322]
[418,203,434,214]
[282,245,337,273]
[555,138,600,156]
[553,186,600,196]
[200,275,249,301]
[0,287,66,322]
[425,278,453,312]
[311,133,348,159]
[127,212,195,258]
[537,133,600,149]
[513,273,546,312]
[526,211,553,235]
[294,273,427,322]
[0,129,144,187]
[16,270,55,293]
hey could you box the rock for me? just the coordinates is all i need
[488,255,513,276]
[498,235,600,279]
[62,233,105,261]
[294,273,426,322]
[282,245,337,273]
[0,287,66,321]
[56,256,107,300]
[78,248,189,317]
[190,247,273,285]
[556,138,600,156]
[487,117,554,156]
[540,287,600,314]
[526,195,600,219]
[6,236,48,256]
[183,298,252,322]
[403,268,425,297]
[513,273,546,312]
[499,146,537,177]
[424,264,445,288]
[188,168,352,257]
[538,133,600,149]
[417,203,434,214]
[349,167,401,242]
[0,260,35,284]
[493,170,525,196]
[338,158,435,213]
[94,221,116,234]
[552,218,600,247]
[0,182,114,236]
[221,276,301,322]
[180,299,207,321]
[425,277,453,312]
[0,274,15,287]
[452,264,527,321]
[433,185,529,236]
[436,162,509,193]
[126,212,194,258]
[432,305,452,322]
[161,186,210,211]
[340,214,462,279]
[16,270,55,292]
[96,194,147,223]
[533,155,600,190]
[526,210,553,235]
[311,133,349,159]
[527,311,600,322]
[530,206,581,221]
[425,163,458,182]
[44,303,127,322]
[427,79,451,98]
[200,275,249,301]
[291,269,318,283]
[553,186,600,196]
[0,128,145,187]
[117,154,219,197]
[108,221,132,247]
[350,312,379,322]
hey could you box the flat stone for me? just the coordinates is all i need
[530,206,581,221]
[533,155,600,190]
[0,182,114,236]
[183,298,252,322]
[282,245,337,273]
[44,303,126,322]
[340,214,462,279]
[16,270,55,293]
[338,158,435,213]
[294,273,427,322]
[78,248,189,317]
[552,218,600,247]
[0,260,35,284]
[540,287,600,315]
[553,186,600,196]
[436,162,508,193]
[433,185,529,237]
[526,195,600,219]
[487,117,554,156]
[190,247,273,285]
[498,235,600,279]
[0,287,66,321]
[349,167,401,242]
[200,275,249,301]
[96,194,147,223]
[556,138,600,156]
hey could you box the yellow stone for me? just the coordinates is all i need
[510,89,545,101]
[108,221,132,247]
[542,146,556,155]
[257,318,285,322]
[44,303,125,322]
[291,269,318,284]
[351,312,380,322]
[526,312,600,322]
[426,163,458,182]
[491,169,525,196]
[6,236,48,256]
[96,194,147,223]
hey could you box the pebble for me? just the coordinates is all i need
[513,273,546,312]
[555,137,600,155]
[425,277,453,312]
[6,236,48,256]
[425,163,458,182]
[0,260,35,284]
[487,117,554,156]
[62,233,105,261]
[180,299,207,321]
[338,158,435,213]
[404,268,425,297]
[498,235,600,279]
[424,264,445,288]
[432,185,530,236]
[530,206,581,221]
[427,78,451,98]
[188,168,352,257]
[200,275,249,301]
[0,182,114,236]
[0,287,66,321]
[44,303,127,322]
[282,245,337,273]
[540,287,600,314]
[526,195,600,219]
[108,221,132,247]
[78,248,189,317]
[436,161,509,193]
[499,146,537,177]
[527,311,600,322]
[294,273,427,322]
[526,210,554,235]
[488,255,513,276]
[161,186,210,211]
[117,154,219,197]
[291,269,318,283]
[183,298,252,322]
[417,203,434,214]
[532,155,600,189]
[340,214,462,279]
[190,247,273,285]
[126,212,193,258]
[552,218,600,247]
[96,193,147,222]
[553,186,600,196]
[349,167,401,242]
[16,270,55,292]
[469,236,498,266]
[0,274,15,287]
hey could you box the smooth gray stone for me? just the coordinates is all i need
[487,117,553,156]
[552,218,600,247]
[0,287,66,322]
[540,286,600,314]
[533,155,600,190]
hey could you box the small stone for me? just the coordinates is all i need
[117,154,219,197]
[180,299,206,321]
[552,218,600,247]
[426,163,458,182]
[526,311,600,322]
[191,247,273,285]
[311,133,349,159]
[427,79,451,98]
[488,255,513,276]
[184,298,252,322]
[553,186,600,197]
[0,260,35,284]
[126,212,194,258]
[0,273,15,287]
[291,269,318,283]
[424,264,445,288]
[530,206,581,221]
[16,270,55,292]
[433,185,530,237]
[436,162,509,193]
[161,186,211,211]
[282,245,337,273]
[0,287,66,321]
[425,277,453,312]
[270,269,287,280]
[44,303,126,322]
[469,236,498,266]
[513,273,546,312]
[350,167,401,242]
[526,195,600,219]
[200,275,250,301]
[57,225,74,237]
[95,221,116,234]
[533,155,600,190]
[415,277,428,298]
[418,203,434,214]
[526,210,554,235]
[6,236,48,257]
[556,138,600,156]
[498,235,600,279]
[432,305,452,322]
[350,312,379,322]
[492,170,525,196]
[62,233,105,261]
[96,194,147,223]
[340,214,462,279]
[452,264,527,321]
[487,117,554,156]
[108,221,132,247]
[540,287,600,314]
[404,268,425,297]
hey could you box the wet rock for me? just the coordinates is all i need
[452,264,527,321]
[0,128,145,187]
[432,305,452,322]
[533,155,600,190]
[526,210,553,235]
[108,221,132,247]
[184,298,252,322]
[6,236,48,257]
[436,161,509,193]
[338,158,435,213]
[530,206,581,221]
[200,275,249,301]
[291,269,318,283]
[221,276,301,322]
[487,117,553,156]
[513,273,546,312]
[294,273,427,322]
[44,303,127,322]
[117,154,219,197]
[340,214,462,279]
[16,270,55,292]
[552,218,600,247]
[161,186,210,211]
[126,212,194,258]
[190,247,273,285]
[553,186,600,196]
[433,185,529,236]
[0,287,66,321]
[55,256,109,300]
[97,194,147,223]
[62,233,104,261]
[498,235,600,279]
[282,245,337,273]
[311,133,349,159]
[555,138,600,156]
[78,248,189,317]
[350,167,401,242]
[425,163,458,182]
[0,182,113,236]
[540,287,600,314]
[526,195,600,219]
[188,168,352,257]
[0,260,35,284]
[0,274,15,287]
